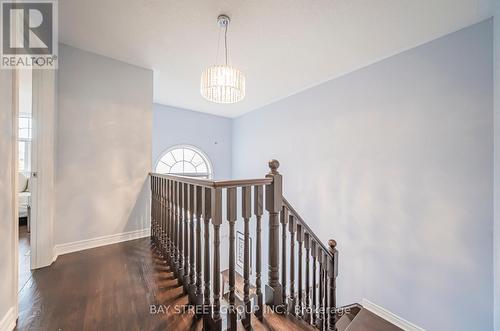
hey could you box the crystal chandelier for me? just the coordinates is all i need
[201,15,245,104]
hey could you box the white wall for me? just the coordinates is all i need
[0,71,15,329]
[55,44,153,245]
[233,20,493,331]
[153,104,232,179]
[494,3,500,330]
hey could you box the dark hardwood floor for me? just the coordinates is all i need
[16,238,200,331]
[18,225,32,293]
[14,236,400,331]
[15,237,320,331]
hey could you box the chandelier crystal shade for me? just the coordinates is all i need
[201,65,245,104]
[201,15,246,104]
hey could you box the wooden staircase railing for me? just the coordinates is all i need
[150,160,338,331]
[282,198,338,330]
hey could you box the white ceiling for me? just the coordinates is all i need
[60,0,493,118]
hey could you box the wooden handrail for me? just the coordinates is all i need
[283,197,334,259]
[149,172,273,189]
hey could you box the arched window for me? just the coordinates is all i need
[155,145,213,178]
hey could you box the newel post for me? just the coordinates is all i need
[265,159,284,308]
[328,239,338,331]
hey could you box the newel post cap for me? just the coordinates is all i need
[265,159,282,212]
[328,239,338,277]
[268,159,280,174]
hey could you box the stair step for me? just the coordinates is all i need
[157,276,318,330]
[336,304,362,331]
[344,308,403,331]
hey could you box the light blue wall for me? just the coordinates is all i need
[153,103,232,180]
[233,20,493,331]
[56,44,153,245]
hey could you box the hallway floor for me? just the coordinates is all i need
[14,237,318,331]
[18,225,32,293]
[14,236,401,331]
[16,238,197,331]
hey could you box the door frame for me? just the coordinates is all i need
[12,69,20,319]
[12,68,56,320]
[30,69,56,269]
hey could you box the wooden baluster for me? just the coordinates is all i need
[265,160,283,308]
[164,179,170,255]
[170,180,175,273]
[158,177,161,245]
[167,179,172,263]
[156,177,159,249]
[150,176,154,241]
[305,233,311,324]
[172,180,176,266]
[155,177,160,247]
[242,186,252,328]
[172,180,179,278]
[203,187,212,329]
[157,176,160,243]
[151,176,155,243]
[189,184,196,298]
[169,180,173,266]
[174,181,181,278]
[328,240,338,331]
[297,224,303,318]
[162,178,165,250]
[162,179,166,255]
[195,186,203,307]
[226,187,237,330]
[166,179,170,252]
[164,179,170,254]
[158,178,162,252]
[318,249,324,331]
[254,185,264,320]
[157,177,160,244]
[178,182,184,284]
[323,252,329,331]
[311,241,317,327]
[161,178,165,255]
[160,177,163,247]
[281,206,288,305]
[212,188,223,330]
[156,177,159,246]
[162,178,165,249]
[288,214,297,315]
[157,178,161,252]
[183,183,189,291]
[154,176,158,243]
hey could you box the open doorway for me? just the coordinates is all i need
[13,68,56,324]
[17,69,33,293]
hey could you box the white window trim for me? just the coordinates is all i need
[18,111,32,175]
[155,144,214,179]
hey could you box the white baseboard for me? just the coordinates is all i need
[53,228,151,261]
[362,299,425,331]
[0,307,16,331]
